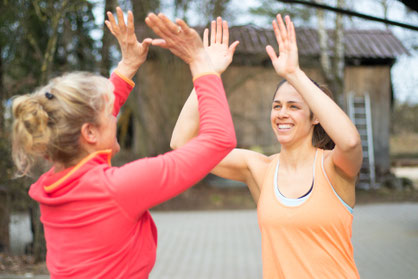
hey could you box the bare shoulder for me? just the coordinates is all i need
[244,150,275,189]
[237,148,272,168]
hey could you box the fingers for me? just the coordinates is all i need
[104,20,115,36]
[228,41,240,56]
[141,38,152,52]
[106,11,118,34]
[210,20,216,44]
[127,11,135,35]
[151,38,168,48]
[222,20,229,45]
[208,17,229,45]
[272,19,283,52]
[159,13,180,34]
[276,14,288,43]
[216,17,222,43]
[203,28,209,48]
[116,7,126,33]
[175,19,192,35]
[266,45,278,62]
[145,13,173,40]
[289,19,296,45]
[146,13,189,43]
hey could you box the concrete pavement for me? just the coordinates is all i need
[1,203,417,279]
[150,203,418,279]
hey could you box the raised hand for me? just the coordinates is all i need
[266,14,300,79]
[203,17,239,75]
[145,13,213,76]
[105,7,152,78]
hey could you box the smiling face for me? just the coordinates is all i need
[271,82,317,148]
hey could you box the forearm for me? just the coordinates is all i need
[286,69,361,151]
[109,72,134,116]
[113,60,141,80]
[170,49,220,149]
[170,89,199,149]
[108,74,236,216]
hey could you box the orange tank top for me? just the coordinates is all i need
[257,149,359,279]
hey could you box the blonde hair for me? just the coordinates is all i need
[12,72,115,176]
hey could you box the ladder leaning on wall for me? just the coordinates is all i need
[347,92,376,189]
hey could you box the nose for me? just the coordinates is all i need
[277,107,289,118]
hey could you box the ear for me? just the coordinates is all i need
[312,116,320,125]
[80,123,99,144]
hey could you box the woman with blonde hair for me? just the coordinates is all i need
[171,15,362,278]
[12,8,235,278]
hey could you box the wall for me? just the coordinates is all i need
[345,66,392,173]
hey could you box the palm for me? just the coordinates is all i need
[205,43,231,74]
[203,17,239,75]
[105,8,150,69]
[273,40,299,77]
[266,14,300,78]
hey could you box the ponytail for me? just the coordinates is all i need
[12,72,115,176]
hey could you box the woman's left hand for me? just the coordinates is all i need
[266,14,300,79]
[203,17,239,75]
[106,7,152,78]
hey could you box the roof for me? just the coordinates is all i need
[227,25,409,59]
[136,24,409,60]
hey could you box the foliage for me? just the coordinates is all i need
[391,103,418,134]
[249,0,314,26]
[2,0,99,97]
[0,0,100,260]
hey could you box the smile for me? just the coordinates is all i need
[277,124,293,130]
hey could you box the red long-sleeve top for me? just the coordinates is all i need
[29,72,236,278]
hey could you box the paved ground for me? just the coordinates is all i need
[1,203,417,279]
[150,203,418,279]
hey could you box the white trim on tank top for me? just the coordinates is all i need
[273,150,317,207]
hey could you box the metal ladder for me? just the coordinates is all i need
[347,92,376,189]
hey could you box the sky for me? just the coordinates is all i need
[93,0,418,104]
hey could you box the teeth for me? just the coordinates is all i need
[278,124,292,129]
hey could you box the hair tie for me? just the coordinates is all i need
[45,92,54,100]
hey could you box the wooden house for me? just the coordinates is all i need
[128,25,409,181]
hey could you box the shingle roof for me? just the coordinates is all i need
[227,25,409,59]
[137,24,409,60]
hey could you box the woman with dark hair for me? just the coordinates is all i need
[171,14,362,278]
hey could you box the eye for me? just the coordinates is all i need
[273,104,281,109]
[290,105,299,109]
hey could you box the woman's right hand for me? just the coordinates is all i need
[203,17,239,75]
[106,7,152,79]
[266,14,300,79]
[145,13,214,76]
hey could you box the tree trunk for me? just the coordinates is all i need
[100,0,117,76]
[316,0,333,82]
[333,0,345,105]
[0,185,9,253]
[316,0,345,105]
[130,0,160,156]
[210,0,230,19]
[132,0,160,21]
[0,44,4,133]
[36,0,70,84]
[0,41,9,252]
[29,201,46,262]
